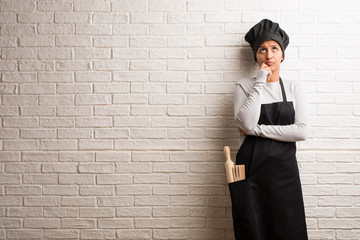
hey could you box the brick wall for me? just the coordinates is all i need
[1,0,359,239]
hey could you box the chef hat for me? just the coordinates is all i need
[245,19,289,61]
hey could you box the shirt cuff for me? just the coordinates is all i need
[256,70,268,83]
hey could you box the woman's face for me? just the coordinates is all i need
[255,40,283,73]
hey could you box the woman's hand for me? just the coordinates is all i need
[260,63,272,82]
[238,127,247,136]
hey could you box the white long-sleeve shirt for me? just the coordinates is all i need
[234,69,309,147]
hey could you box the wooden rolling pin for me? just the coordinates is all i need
[224,146,245,183]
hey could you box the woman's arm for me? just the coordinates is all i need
[234,70,268,132]
[247,80,309,142]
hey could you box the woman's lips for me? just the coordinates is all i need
[266,62,274,66]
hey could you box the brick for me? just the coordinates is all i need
[116,163,151,174]
[43,185,78,195]
[168,37,204,47]
[80,230,115,239]
[23,174,58,184]
[0,129,18,139]
[24,218,60,229]
[61,197,96,207]
[149,72,186,82]
[21,106,56,116]
[0,219,21,228]
[117,207,152,217]
[94,128,129,138]
[93,13,128,23]
[75,48,111,59]
[2,48,37,59]
[24,196,59,207]
[56,106,92,117]
[113,49,147,59]
[135,218,170,228]
[58,128,93,138]
[112,1,147,11]
[130,36,166,47]
[114,139,149,150]
[37,2,72,11]
[98,218,133,229]
[75,72,111,82]
[40,117,75,127]
[61,219,96,229]
[131,13,165,24]
[0,11,17,22]
[152,164,188,173]
[1,0,35,11]
[44,207,79,218]
[6,186,41,195]
[56,36,92,47]
[170,218,205,228]
[59,152,94,162]
[153,185,188,195]
[40,140,77,150]
[74,0,110,11]
[22,151,58,162]
[116,230,152,240]
[80,208,115,217]
[19,60,54,71]
[135,196,169,206]
[21,129,56,138]
[39,95,74,106]
[116,185,152,195]
[2,95,37,106]
[152,117,186,128]
[79,163,114,173]
[38,24,74,35]
[96,151,130,162]
[56,60,91,71]
[113,94,148,104]
[3,140,39,151]
[57,84,91,94]
[168,13,204,24]
[134,174,168,184]
[7,230,42,239]
[42,164,78,173]
[98,197,132,207]
[39,47,72,59]
[80,186,114,196]
[55,12,90,23]
[190,207,225,217]
[75,94,111,105]
[5,163,41,173]
[43,230,80,239]
[79,139,113,150]
[168,106,204,116]
[0,196,22,206]
[18,12,53,23]
[19,36,54,47]
[1,24,35,35]
[6,207,42,217]
[0,152,21,162]
[94,60,128,71]
[59,175,95,185]
[76,117,112,127]
[130,60,167,71]
[94,36,127,47]
[149,95,185,105]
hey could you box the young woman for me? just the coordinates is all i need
[230,19,309,240]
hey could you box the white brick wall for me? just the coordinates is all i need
[0,0,359,239]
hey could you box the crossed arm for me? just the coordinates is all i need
[234,70,309,142]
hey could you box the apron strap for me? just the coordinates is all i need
[279,77,287,102]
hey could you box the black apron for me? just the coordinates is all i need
[229,78,308,240]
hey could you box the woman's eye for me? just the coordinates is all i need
[272,47,278,51]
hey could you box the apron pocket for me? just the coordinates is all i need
[228,179,255,239]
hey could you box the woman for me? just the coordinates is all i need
[230,19,309,240]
